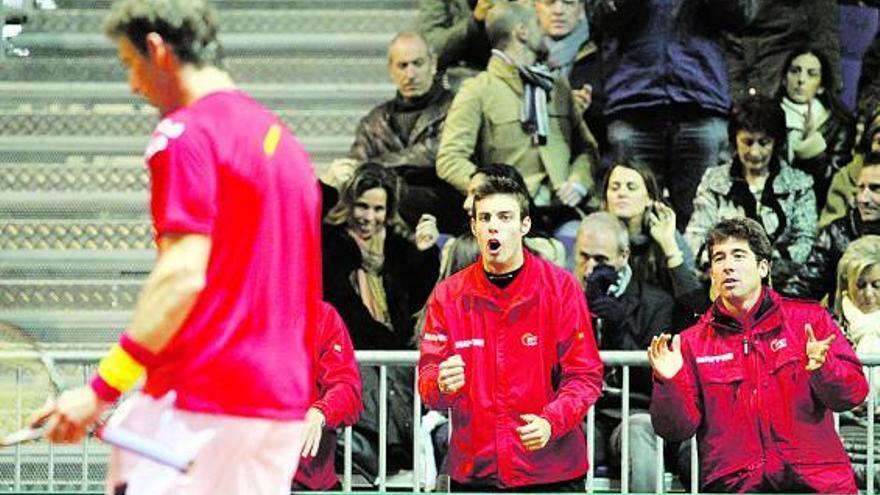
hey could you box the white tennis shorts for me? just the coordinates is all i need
[105,392,304,495]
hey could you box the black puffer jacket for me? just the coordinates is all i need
[780,208,880,304]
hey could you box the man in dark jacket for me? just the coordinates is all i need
[591,0,753,229]
[573,212,673,493]
[339,32,463,232]
[724,0,841,101]
[781,153,880,304]
[649,217,867,493]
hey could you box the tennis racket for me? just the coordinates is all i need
[0,321,192,472]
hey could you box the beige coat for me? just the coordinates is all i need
[437,56,598,205]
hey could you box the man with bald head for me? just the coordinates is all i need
[437,1,599,234]
[331,31,463,232]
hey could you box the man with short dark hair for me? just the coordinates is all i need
[437,2,599,234]
[418,175,603,491]
[781,153,880,305]
[649,217,867,493]
[35,1,323,493]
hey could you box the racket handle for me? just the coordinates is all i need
[96,426,193,473]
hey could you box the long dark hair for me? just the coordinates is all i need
[778,46,853,122]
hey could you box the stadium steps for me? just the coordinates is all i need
[0,56,392,83]
[24,9,417,34]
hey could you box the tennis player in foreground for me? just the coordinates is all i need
[32,1,323,493]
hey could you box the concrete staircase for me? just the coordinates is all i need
[1,1,418,344]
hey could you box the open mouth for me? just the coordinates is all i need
[721,278,738,289]
[487,239,501,254]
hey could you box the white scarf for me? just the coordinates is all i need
[781,97,829,162]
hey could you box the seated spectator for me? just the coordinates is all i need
[601,160,706,326]
[333,32,463,233]
[573,212,673,492]
[835,235,880,403]
[779,46,856,209]
[724,0,840,100]
[822,109,880,226]
[437,2,600,235]
[322,163,440,479]
[650,217,867,494]
[686,94,817,284]
[536,0,607,155]
[781,153,880,304]
[593,0,748,228]
[293,303,362,491]
[418,0,495,88]
[834,235,880,490]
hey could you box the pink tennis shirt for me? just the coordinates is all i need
[141,90,321,420]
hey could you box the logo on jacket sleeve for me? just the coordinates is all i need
[521,333,538,347]
[770,338,787,353]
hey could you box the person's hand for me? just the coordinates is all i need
[35,386,106,444]
[805,323,835,371]
[473,0,496,22]
[589,296,627,326]
[299,407,327,458]
[803,100,814,138]
[438,354,465,394]
[572,84,593,115]
[648,334,683,380]
[320,158,357,189]
[646,201,678,252]
[555,181,587,207]
[585,264,617,301]
[517,414,552,451]
[415,213,440,251]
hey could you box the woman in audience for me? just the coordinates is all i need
[601,160,706,326]
[835,235,880,404]
[779,46,856,208]
[323,162,439,350]
[686,94,817,283]
[835,235,880,490]
[323,163,439,478]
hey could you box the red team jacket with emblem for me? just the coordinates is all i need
[651,288,867,492]
[418,252,603,488]
[293,303,362,490]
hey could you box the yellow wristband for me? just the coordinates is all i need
[96,343,146,394]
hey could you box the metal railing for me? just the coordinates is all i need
[1,349,879,493]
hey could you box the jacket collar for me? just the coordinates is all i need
[466,249,538,309]
[709,287,783,336]
[488,55,525,97]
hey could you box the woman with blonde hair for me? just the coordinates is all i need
[835,235,880,401]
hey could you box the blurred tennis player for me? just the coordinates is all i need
[32,1,322,493]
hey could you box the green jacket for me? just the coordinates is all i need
[819,154,863,229]
[437,56,598,204]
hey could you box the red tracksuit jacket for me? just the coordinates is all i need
[418,252,604,488]
[293,303,362,490]
[651,288,867,492]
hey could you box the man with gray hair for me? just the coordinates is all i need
[437,1,599,234]
[574,211,673,492]
[327,31,463,232]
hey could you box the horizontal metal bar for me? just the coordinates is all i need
[6,349,880,366]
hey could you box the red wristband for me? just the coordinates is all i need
[119,333,157,368]
[90,374,122,403]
